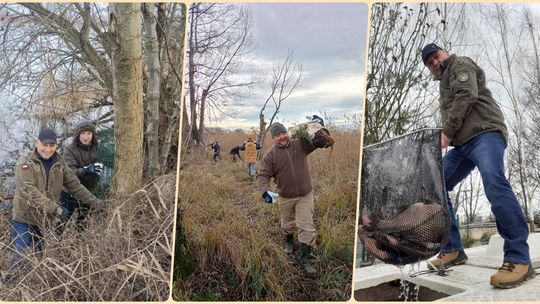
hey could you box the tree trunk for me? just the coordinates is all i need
[181,94,191,153]
[142,3,162,178]
[198,89,208,142]
[258,112,267,149]
[110,3,144,194]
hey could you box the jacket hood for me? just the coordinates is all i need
[74,122,98,146]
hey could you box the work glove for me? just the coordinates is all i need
[56,205,72,223]
[84,163,104,175]
[307,114,325,126]
[262,191,279,204]
[91,199,108,213]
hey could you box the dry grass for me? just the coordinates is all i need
[173,130,360,301]
[0,174,175,301]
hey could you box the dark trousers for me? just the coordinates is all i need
[60,191,91,230]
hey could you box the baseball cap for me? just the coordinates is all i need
[38,128,57,145]
[421,43,443,65]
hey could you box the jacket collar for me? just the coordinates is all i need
[440,54,457,74]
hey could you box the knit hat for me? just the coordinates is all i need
[421,43,443,65]
[269,122,287,138]
[38,128,57,145]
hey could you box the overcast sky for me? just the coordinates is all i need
[207,3,368,129]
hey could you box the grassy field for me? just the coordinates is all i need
[0,174,175,301]
[173,129,361,301]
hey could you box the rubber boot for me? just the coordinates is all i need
[299,243,317,277]
[284,234,294,254]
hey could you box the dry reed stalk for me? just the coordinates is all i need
[0,174,176,301]
[174,129,360,301]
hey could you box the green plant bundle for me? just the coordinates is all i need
[289,122,335,148]
[288,123,310,141]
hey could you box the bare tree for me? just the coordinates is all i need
[156,3,186,172]
[462,172,484,225]
[109,3,144,193]
[364,3,438,145]
[142,3,161,177]
[0,3,113,121]
[480,3,535,230]
[257,50,303,149]
[0,3,186,179]
[184,3,256,148]
[364,3,470,145]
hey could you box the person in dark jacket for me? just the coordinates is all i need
[60,122,102,228]
[421,43,534,288]
[210,141,221,162]
[256,122,329,277]
[229,145,242,162]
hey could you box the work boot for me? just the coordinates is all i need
[299,243,317,277]
[490,262,536,289]
[284,234,294,254]
[427,251,468,270]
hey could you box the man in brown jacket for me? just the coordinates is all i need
[257,122,326,277]
[5,128,103,281]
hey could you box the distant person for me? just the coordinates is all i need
[257,121,331,277]
[229,145,242,162]
[4,128,104,283]
[210,141,221,162]
[421,43,534,288]
[60,122,103,229]
[240,137,260,181]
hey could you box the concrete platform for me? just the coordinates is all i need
[355,233,540,301]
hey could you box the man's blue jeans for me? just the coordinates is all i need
[247,163,256,177]
[441,131,530,264]
[9,220,43,269]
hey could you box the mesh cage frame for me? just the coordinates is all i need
[359,128,450,265]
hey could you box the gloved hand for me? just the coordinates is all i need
[56,205,71,223]
[262,191,279,204]
[84,163,104,175]
[309,115,325,127]
[91,199,108,213]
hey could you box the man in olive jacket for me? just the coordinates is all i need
[6,128,103,279]
[256,122,324,277]
[422,43,534,288]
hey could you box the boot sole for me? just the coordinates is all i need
[427,257,468,270]
[490,269,537,289]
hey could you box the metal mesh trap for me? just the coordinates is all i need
[359,129,450,265]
